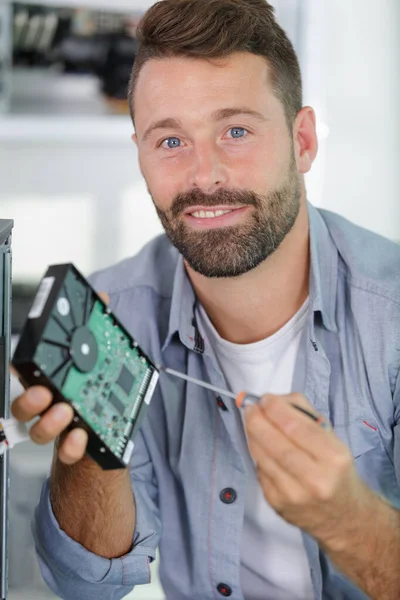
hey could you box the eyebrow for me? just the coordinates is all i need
[213,107,267,122]
[142,118,182,142]
[141,107,267,142]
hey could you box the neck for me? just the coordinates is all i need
[186,199,310,344]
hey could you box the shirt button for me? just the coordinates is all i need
[220,488,237,504]
[216,396,228,411]
[217,583,232,596]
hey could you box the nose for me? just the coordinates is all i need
[188,142,229,194]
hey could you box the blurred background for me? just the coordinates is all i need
[1,0,400,598]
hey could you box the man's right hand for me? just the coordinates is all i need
[11,387,88,465]
[11,377,137,560]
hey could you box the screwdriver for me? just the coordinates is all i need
[159,366,331,430]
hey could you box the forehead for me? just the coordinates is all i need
[133,52,282,132]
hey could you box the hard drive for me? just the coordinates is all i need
[12,264,159,470]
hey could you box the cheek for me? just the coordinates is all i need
[232,143,285,191]
[139,154,182,212]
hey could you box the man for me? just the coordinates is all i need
[11,1,400,599]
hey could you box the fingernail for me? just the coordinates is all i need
[27,387,48,404]
[52,404,72,421]
[69,428,88,445]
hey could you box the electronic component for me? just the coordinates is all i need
[12,264,159,470]
[0,219,13,600]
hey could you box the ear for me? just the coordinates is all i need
[131,133,138,147]
[293,107,318,174]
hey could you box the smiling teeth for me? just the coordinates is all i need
[191,209,233,219]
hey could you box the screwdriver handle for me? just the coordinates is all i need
[235,392,332,431]
[235,392,260,408]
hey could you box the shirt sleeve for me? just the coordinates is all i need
[31,428,161,600]
[392,364,400,486]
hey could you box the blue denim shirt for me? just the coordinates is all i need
[32,203,400,600]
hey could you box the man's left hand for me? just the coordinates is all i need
[244,393,375,550]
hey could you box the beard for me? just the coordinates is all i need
[151,155,301,279]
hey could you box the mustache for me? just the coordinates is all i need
[170,188,261,219]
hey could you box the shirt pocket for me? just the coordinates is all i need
[333,418,400,503]
[333,418,383,459]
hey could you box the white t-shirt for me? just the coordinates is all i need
[197,299,313,600]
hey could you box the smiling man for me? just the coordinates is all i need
[134,53,303,283]
[12,1,400,600]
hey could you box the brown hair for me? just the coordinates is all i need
[128,0,303,127]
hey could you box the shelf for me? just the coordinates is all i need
[1,70,134,142]
[12,0,156,13]
[0,114,133,142]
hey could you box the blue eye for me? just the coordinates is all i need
[163,137,182,149]
[228,127,247,139]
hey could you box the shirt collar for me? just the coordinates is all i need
[162,256,198,352]
[162,201,338,351]
[307,201,338,332]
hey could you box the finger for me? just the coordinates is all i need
[257,471,282,513]
[246,405,321,483]
[257,470,309,525]
[11,387,53,422]
[29,403,74,445]
[98,292,110,305]
[249,438,308,514]
[258,395,344,462]
[58,428,89,465]
[259,392,331,433]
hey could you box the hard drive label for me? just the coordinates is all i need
[29,277,55,319]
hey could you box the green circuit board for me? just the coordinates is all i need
[14,264,158,469]
[59,300,153,457]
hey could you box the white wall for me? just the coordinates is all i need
[0,127,163,282]
[321,0,400,241]
[3,0,398,287]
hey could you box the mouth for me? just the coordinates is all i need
[183,205,250,229]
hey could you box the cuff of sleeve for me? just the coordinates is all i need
[32,478,155,586]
